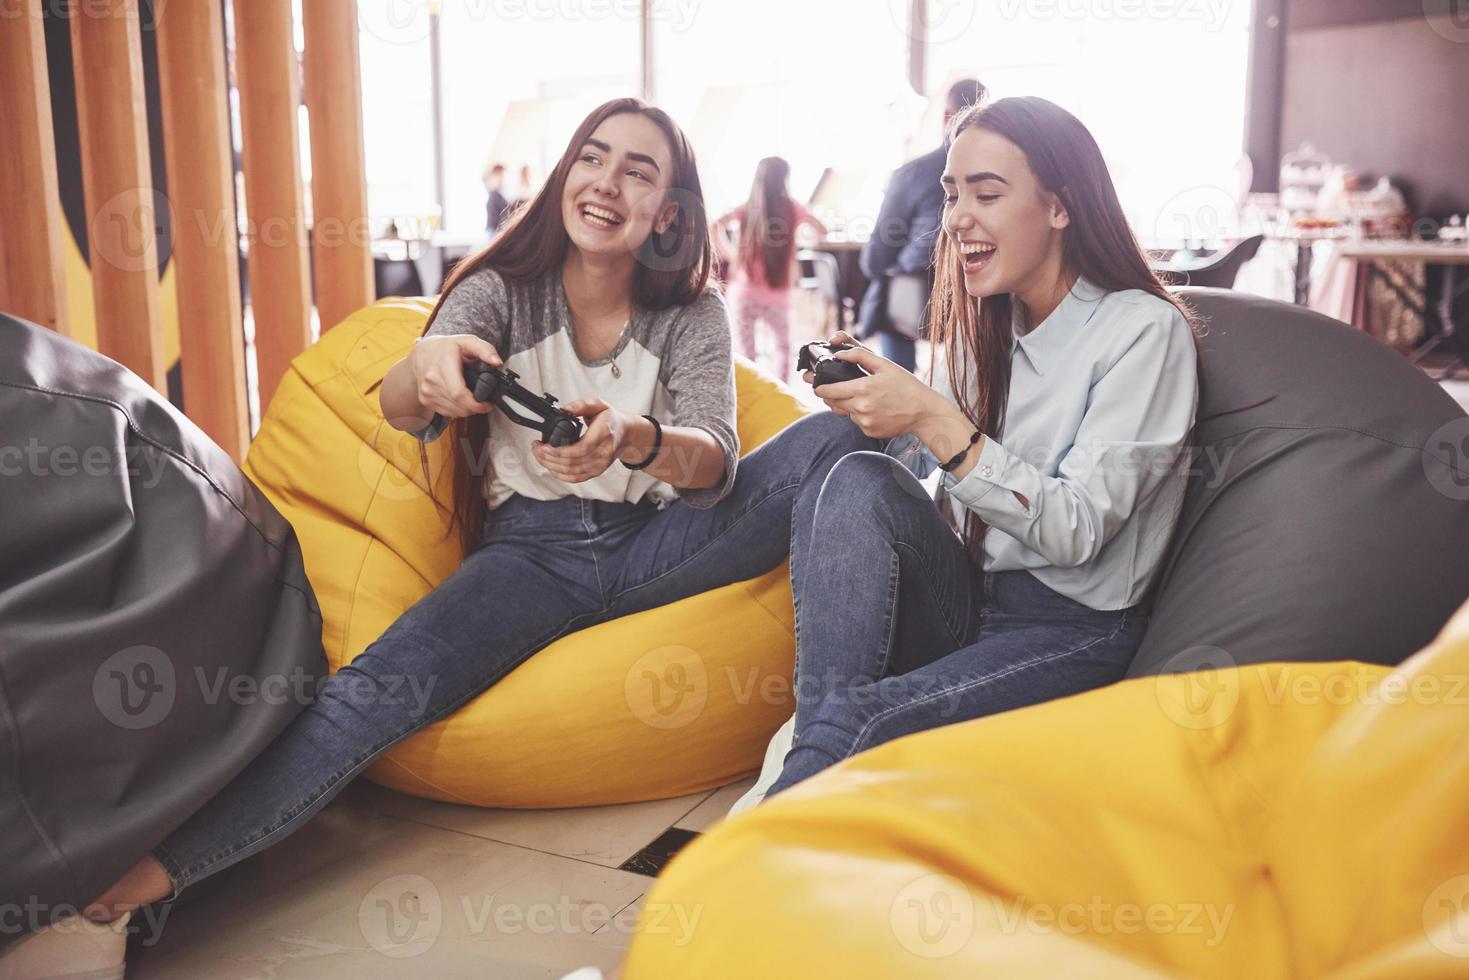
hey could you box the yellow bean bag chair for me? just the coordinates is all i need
[624,597,1469,979]
[241,298,809,807]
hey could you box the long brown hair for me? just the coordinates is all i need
[419,98,715,554]
[738,156,797,289]
[928,96,1201,569]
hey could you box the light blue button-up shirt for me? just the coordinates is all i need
[941,277,1199,610]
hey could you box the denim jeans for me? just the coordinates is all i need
[873,330,917,372]
[766,450,1150,798]
[151,410,877,894]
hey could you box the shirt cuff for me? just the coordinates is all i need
[943,435,1029,517]
[672,424,738,509]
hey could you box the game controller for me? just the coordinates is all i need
[431,361,586,446]
[796,341,868,387]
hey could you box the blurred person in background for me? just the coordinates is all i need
[714,156,827,376]
[484,161,512,234]
[858,78,987,369]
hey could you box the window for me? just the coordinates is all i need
[436,3,641,234]
[926,0,1253,245]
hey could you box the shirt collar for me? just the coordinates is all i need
[1010,276,1107,375]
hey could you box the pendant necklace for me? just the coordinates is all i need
[609,317,630,378]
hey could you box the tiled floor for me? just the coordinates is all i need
[125,775,756,979]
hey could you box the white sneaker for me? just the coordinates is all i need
[727,713,796,818]
[0,914,128,980]
[559,969,604,980]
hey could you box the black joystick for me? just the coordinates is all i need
[796,341,868,387]
[431,361,585,446]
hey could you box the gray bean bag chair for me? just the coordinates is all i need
[1128,287,1469,677]
[0,312,325,929]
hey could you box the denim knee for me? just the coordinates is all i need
[782,410,877,463]
[799,687,877,757]
[817,450,933,520]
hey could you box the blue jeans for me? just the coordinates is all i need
[873,330,917,371]
[766,451,1150,798]
[151,410,877,894]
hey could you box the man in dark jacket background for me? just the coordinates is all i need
[858,78,986,369]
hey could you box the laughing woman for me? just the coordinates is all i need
[763,96,1201,798]
[80,98,873,926]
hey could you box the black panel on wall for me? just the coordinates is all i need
[1287,0,1431,31]
[43,0,184,406]
[1279,12,1469,218]
[43,0,174,275]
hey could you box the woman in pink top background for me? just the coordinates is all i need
[714,156,827,375]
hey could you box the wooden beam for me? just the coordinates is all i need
[69,0,165,388]
[303,0,373,331]
[156,0,249,460]
[233,0,312,413]
[0,0,69,334]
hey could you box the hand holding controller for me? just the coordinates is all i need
[431,362,586,446]
[796,340,869,387]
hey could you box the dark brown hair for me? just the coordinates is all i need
[738,156,796,289]
[928,96,1200,568]
[419,98,715,554]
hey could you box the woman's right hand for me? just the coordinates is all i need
[408,334,502,420]
[800,330,868,385]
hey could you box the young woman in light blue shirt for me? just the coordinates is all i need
[760,96,1201,799]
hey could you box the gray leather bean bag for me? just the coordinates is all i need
[0,313,325,928]
[1129,288,1469,677]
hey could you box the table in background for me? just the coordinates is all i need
[811,238,866,328]
[1337,240,1469,377]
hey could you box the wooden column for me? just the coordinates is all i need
[157,0,249,460]
[233,0,312,412]
[69,0,166,388]
[303,0,373,331]
[0,0,69,334]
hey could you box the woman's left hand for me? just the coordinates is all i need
[812,336,947,440]
[532,398,628,483]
